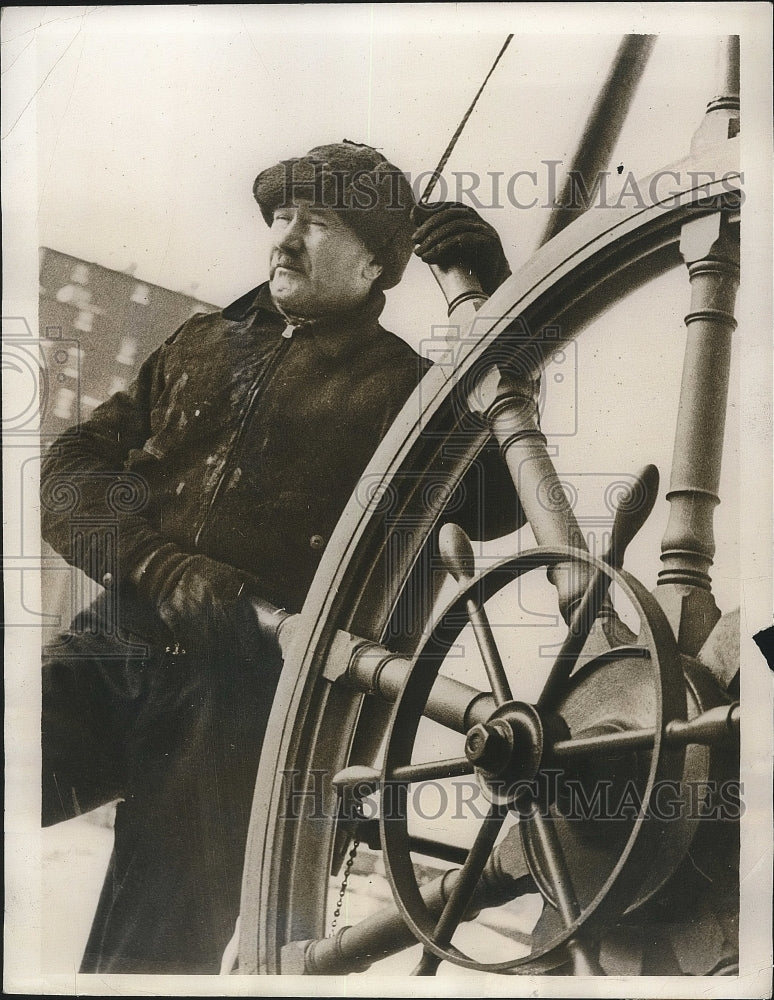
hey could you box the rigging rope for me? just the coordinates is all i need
[419,34,513,205]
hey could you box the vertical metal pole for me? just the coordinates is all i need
[539,35,656,245]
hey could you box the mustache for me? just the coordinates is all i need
[271,252,305,274]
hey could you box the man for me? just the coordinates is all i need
[41,141,514,973]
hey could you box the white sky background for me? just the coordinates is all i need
[3,3,773,995]
[24,6,730,310]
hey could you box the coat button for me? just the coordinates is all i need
[102,572,114,588]
[309,534,325,550]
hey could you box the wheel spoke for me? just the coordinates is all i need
[537,465,662,710]
[357,821,471,865]
[292,828,534,975]
[551,702,740,760]
[424,677,495,733]
[566,938,605,976]
[552,727,657,759]
[389,757,474,784]
[439,521,513,706]
[412,949,443,976]
[343,634,497,734]
[411,799,508,976]
[524,798,580,928]
[467,599,514,705]
[414,799,508,974]
[526,800,604,975]
[537,567,611,709]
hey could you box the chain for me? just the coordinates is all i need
[330,806,362,935]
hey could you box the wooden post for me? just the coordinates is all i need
[432,270,599,624]
[690,35,740,152]
[468,363,592,622]
[656,36,740,655]
[656,212,739,653]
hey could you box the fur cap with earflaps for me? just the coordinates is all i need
[253,141,416,289]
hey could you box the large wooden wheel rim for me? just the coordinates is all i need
[238,140,740,975]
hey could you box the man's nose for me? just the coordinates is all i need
[275,214,304,251]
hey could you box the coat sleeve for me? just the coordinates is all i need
[41,337,173,587]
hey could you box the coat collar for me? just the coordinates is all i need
[221,281,388,359]
[221,282,276,322]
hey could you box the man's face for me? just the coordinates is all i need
[268,201,383,318]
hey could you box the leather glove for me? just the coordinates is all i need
[411,202,512,296]
[132,543,261,656]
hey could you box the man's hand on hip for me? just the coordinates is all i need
[411,202,512,296]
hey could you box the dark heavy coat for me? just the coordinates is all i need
[41,283,431,614]
[41,283,521,973]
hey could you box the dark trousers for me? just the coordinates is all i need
[42,594,283,973]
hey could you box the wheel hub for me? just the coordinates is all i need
[465,700,551,805]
